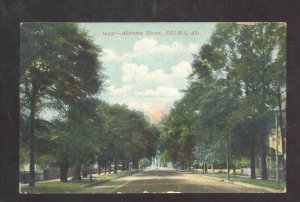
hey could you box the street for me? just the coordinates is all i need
[81,168,271,193]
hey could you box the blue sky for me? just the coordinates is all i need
[80,23,216,123]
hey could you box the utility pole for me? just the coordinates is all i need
[226,133,230,180]
[275,111,279,188]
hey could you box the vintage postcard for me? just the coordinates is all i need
[19,22,286,194]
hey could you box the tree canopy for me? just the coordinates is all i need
[20,23,104,185]
[159,22,286,180]
[20,23,160,185]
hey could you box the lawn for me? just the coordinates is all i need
[20,171,139,194]
[206,173,286,191]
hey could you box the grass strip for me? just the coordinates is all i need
[203,173,285,192]
[20,170,140,194]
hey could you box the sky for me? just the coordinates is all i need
[80,23,216,124]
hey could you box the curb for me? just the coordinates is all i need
[200,174,284,193]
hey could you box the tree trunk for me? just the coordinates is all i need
[250,137,256,179]
[233,160,236,177]
[278,95,286,182]
[97,162,101,175]
[114,158,118,174]
[132,159,139,169]
[60,162,69,182]
[104,159,107,175]
[82,169,88,178]
[132,159,136,169]
[122,160,125,171]
[108,161,111,174]
[126,160,129,171]
[136,159,139,169]
[260,127,268,180]
[74,162,81,180]
[28,96,36,187]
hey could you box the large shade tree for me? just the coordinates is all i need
[20,23,105,186]
[207,22,286,179]
[160,22,286,181]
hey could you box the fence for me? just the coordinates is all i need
[43,168,78,180]
[19,171,43,184]
[19,167,100,184]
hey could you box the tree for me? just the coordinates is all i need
[94,103,159,174]
[214,23,285,180]
[268,23,286,181]
[161,22,286,181]
[160,97,198,169]
[20,23,105,186]
[66,98,103,180]
[49,119,72,182]
[190,22,286,180]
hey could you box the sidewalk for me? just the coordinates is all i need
[20,170,142,194]
[20,170,134,186]
[199,174,285,193]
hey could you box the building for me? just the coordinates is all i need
[268,128,282,155]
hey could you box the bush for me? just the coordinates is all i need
[139,158,151,169]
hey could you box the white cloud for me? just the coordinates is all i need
[171,61,192,79]
[102,38,200,62]
[102,48,133,62]
[133,38,157,53]
[102,61,192,123]
[104,60,191,105]
[121,63,170,84]
[101,38,198,123]
[107,81,134,95]
[102,49,118,61]
[159,41,199,55]
[138,86,180,98]
[121,61,192,87]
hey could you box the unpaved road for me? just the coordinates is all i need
[81,168,271,193]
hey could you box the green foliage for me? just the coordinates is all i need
[236,159,250,168]
[160,23,286,174]
[19,148,29,169]
[160,99,198,167]
[139,158,151,169]
[20,23,106,183]
[160,151,170,166]
[97,103,159,166]
[20,23,105,112]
